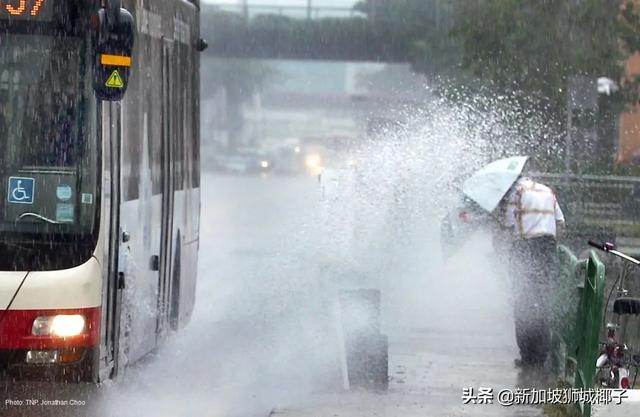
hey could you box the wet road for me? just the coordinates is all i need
[2,172,544,417]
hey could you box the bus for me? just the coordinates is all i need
[0,0,204,382]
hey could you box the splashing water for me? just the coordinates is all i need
[5,91,558,417]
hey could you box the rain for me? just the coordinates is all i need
[1,1,640,417]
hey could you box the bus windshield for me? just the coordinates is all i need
[0,9,99,271]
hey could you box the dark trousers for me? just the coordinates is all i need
[509,236,557,364]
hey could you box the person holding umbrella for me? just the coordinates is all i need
[450,156,565,367]
[501,173,565,367]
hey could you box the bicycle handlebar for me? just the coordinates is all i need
[588,240,640,265]
[588,241,607,251]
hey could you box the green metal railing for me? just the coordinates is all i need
[550,246,579,378]
[551,245,606,417]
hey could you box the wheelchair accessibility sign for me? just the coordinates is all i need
[7,177,35,204]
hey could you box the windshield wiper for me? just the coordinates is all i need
[16,213,61,224]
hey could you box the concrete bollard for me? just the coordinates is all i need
[338,289,388,391]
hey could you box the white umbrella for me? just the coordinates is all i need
[462,156,529,213]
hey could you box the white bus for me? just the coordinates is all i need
[0,0,204,382]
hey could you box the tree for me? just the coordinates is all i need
[445,0,640,172]
[618,1,640,105]
[450,0,623,117]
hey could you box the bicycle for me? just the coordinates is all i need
[588,241,640,389]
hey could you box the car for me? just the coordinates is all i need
[440,194,491,259]
[215,151,273,175]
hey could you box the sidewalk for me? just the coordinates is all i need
[271,323,543,417]
[272,235,544,417]
[271,391,536,417]
[592,389,640,416]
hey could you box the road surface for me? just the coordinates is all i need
[2,172,545,417]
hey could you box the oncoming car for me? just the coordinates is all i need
[440,195,492,259]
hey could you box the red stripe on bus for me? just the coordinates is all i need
[0,307,100,349]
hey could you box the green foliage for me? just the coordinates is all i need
[450,0,623,116]
[354,0,638,116]
[618,1,640,107]
[620,1,640,53]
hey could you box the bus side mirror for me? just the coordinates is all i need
[93,0,135,101]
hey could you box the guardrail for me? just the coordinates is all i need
[551,245,579,378]
[533,173,640,242]
[551,245,606,417]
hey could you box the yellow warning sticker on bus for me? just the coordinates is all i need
[106,70,124,88]
[101,54,132,67]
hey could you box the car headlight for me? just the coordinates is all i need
[260,160,270,169]
[32,315,86,337]
[305,154,322,169]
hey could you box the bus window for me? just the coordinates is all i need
[24,94,79,167]
[0,7,99,271]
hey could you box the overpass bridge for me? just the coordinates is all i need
[201,1,451,62]
[209,2,364,20]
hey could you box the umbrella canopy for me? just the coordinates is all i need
[462,156,529,213]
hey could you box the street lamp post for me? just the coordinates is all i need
[566,96,572,176]
[566,76,598,175]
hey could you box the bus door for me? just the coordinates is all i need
[100,102,123,380]
[158,38,175,339]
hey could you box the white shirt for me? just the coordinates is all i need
[504,178,565,239]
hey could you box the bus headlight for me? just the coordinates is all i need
[32,315,86,337]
